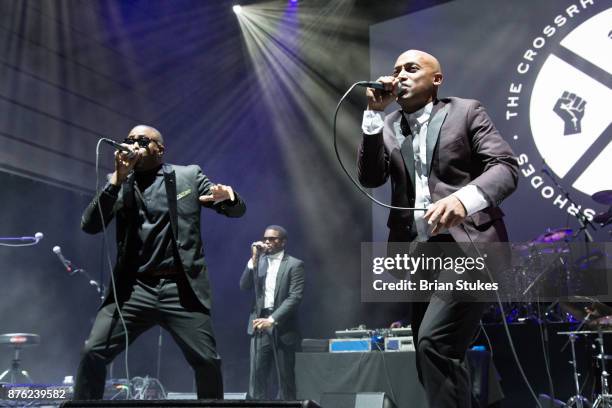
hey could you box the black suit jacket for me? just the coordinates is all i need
[358,97,518,243]
[239,253,305,347]
[81,163,246,310]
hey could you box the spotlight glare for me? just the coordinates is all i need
[232,5,242,14]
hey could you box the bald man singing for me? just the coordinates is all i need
[73,125,246,400]
[358,50,518,407]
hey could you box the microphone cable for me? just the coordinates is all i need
[95,138,131,398]
[333,82,427,212]
[0,233,43,247]
[333,82,544,408]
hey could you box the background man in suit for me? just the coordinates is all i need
[239,225,304,400]
[358,50,518,407]
[74,125,246,400]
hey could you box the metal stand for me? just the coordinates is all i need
[593,330,612,407]
[0,334,40,384]
[0,346,32,383]
[566,333,591,408]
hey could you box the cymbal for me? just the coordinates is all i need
[533,228,573,244]
[592,190,612,205]
[560,296,612,321]
[588,315,612,328]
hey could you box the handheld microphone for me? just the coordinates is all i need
[20,232,43,242]
[357,81,405,95]
[9,232,44,242]
[52,246,73,273]
[101,138,137,159]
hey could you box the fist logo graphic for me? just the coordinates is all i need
[553,91,587,135]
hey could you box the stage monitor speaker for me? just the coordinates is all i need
[320,392,396,408]
[61,400,320,408]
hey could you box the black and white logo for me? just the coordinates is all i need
[504,2,612,220]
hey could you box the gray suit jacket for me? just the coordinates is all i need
[239,253,305,346]
[81,163,246,310]
[358,97,518,243]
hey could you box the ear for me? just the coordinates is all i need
[433,73,443,86]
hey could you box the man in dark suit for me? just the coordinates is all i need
[358,50,518,407]
[73,125,246,400]
[239,225,304,400]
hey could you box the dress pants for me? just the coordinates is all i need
[411,296,486,408]
[249,329,296,400]
[390,229,487,408]
[73,276,223,400]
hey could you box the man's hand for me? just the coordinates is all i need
[251,241,267,263]
[424,195,467,235]
[199,184,235,203]
[253,318,274,331]
[110,145,141,185]
[366,76,402,111]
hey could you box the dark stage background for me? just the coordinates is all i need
[0,0,448,395]
[0,0,610,405]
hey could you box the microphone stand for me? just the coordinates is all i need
[156,327,163,381]
[541,165,598,404]
[251,250,283,400]
[251,250,262,399]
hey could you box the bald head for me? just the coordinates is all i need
[395,49,442,76]
[392,49,444,112]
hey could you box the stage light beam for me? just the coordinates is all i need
[232,5,242,14]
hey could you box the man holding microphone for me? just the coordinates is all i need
[74,125,246,400]
[240,226,304,400]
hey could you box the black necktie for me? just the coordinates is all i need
[400,113,413,142]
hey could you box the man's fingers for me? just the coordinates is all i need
[226,186,235,201]
[430,223,441,235]
[201,185,234,203]
[439,204,457,227]
[424,209,433,220]
[426,204,444,225]
[438,211,450,227]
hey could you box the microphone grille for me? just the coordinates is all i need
[52,246,61,254]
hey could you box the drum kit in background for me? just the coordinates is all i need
[483,189,612,324]
[558,188,612,408]
[482,190,612,407]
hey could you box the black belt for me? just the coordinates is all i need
[259,308,274,318]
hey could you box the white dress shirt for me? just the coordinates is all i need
[263,250,284,309]
[362,105,489,241]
